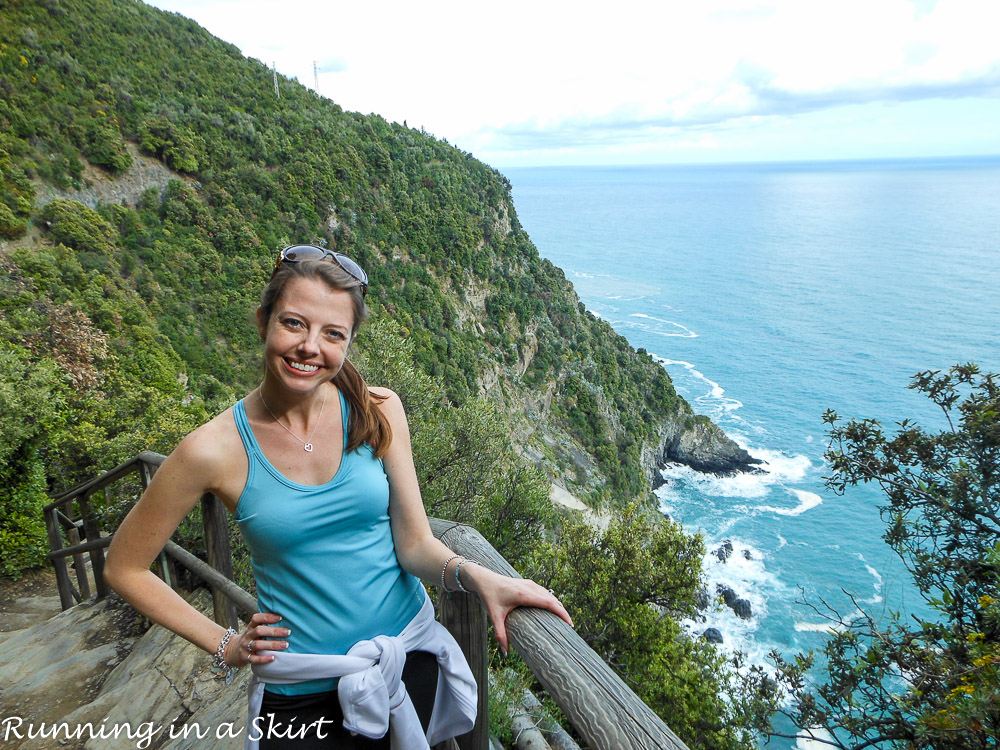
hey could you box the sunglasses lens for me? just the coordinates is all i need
[283,245,327,263]
[334,254,368,285]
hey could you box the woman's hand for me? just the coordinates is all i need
[224,613,291,666]
[465,566,574,656]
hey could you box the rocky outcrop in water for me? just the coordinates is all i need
[652,415,765,477]
[732,598,753,619]
[716,584,753,620]
[701,628,724,644]
[713,540,735,563]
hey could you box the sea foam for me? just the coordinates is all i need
[758,489,823,517]
[856,553,884,604]
[657,450,814,504]
[627,312,698,338]
[795,727,838,749]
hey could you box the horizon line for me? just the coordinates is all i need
[492,152,1000,171]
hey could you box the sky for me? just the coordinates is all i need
[146,0,1000,168]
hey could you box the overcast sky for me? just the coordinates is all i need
[146,0,1000,168]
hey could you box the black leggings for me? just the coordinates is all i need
[256,650,439,749]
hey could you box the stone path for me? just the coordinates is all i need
[0,578,248,750]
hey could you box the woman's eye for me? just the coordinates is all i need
[283,318,302,328]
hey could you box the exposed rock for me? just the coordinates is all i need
[713,540,734,563]
[0,567,63,633]
[508,711,551,750]
[549,483,611,532]
[716,584,739,609]
[714,584,753,619]
[519,688,581,750]
[732,599,753,620]
[742,549,753,561]
[651,469,667,491]
[647,411,765,477]
[33,144,184,211]
[695,588,710,611]
[3,589,250,750]
[702,628,724,644]
[0,593,145,728]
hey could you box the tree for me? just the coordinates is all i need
[761,364,1000,748]
[529,502,761,750]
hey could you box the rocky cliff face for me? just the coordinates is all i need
[646,410,764,484]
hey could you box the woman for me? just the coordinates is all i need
[105,245,573,749]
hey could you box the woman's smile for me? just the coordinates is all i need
[284,358,321,374]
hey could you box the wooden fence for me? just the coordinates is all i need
[44,451,690,750]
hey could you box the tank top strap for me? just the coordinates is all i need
[339,387,349,450]
[233,398,261,457]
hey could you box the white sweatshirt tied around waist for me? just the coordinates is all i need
[245,589,477,750]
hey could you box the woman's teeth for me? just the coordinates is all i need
[288,361,319,372]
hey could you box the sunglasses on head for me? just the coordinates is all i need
[273,245,368,297]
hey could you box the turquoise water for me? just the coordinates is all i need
[504,157,1000,746]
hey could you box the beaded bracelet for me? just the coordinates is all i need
[213,628,238,684]
[441,554,462,591]
[454,559,471,593]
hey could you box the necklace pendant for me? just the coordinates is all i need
[304,443,314,453]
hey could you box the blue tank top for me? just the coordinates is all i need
[232,390,425,695]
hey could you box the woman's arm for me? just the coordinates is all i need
[376,388,573,655]
[104,425,287,667]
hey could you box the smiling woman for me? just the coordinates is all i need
[104,247,574,749]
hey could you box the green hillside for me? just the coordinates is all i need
[1,0,757,508]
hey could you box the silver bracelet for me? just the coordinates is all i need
[441,554,462,591]
[455,559,471,593]
[213,628,238,684]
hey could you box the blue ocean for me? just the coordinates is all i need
[504,157,1000,747]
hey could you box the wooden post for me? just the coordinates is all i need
[78,493,109,598]
[44,505,75,610]
[439,588,489,750]
[156,550,174,588]
[201,493,239,629]
[67,524,92,600]
[140,460,176,590]
[139,459,156,490]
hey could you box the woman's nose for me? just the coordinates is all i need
[297,329,321,353]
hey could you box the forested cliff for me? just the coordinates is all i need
[0,0,754,512]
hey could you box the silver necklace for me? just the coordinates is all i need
[258,385,328,453]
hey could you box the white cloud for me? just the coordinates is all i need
[147,0,1000,164]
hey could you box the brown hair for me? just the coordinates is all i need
[259,259,393,457]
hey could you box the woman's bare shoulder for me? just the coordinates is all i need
[368,386,403,417]
[169,406,243,479]
[367,385,397,401]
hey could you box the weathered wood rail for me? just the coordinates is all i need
[44,452,691,750]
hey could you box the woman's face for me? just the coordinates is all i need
[256,275,356,396]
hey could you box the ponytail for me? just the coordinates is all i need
[334,359,393,458]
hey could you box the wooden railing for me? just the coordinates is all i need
[44,452,691,750]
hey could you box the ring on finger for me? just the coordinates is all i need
[548,588,556,597]
[247,640,255,652]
